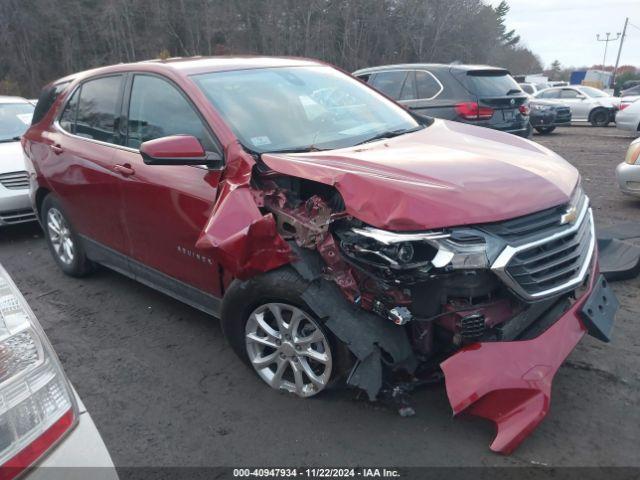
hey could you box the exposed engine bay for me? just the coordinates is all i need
[195,143,615,454]
[254,170,583,360]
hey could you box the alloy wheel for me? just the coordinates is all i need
[46,208,75,265]
[245,303,332,398]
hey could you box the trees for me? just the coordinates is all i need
[0,0,537,97]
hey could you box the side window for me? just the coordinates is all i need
[75,75,123,144]
[32,81,71,125]
[59,88,80,134]
[541,89,560,99]
[370,71,408,100]
[560,89,580,99]
[399,71,417,100]
[520,84,534,95]
[415,71,442,99]
[126,75,216,151]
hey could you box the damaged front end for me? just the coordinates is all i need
[199,146,618,454]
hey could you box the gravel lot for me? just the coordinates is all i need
[1,126,639,470]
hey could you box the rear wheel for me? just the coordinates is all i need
[41,195,94,277]
[535,126,556,134]
[590,108,610,127]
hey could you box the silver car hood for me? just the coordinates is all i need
[0,141,27,174]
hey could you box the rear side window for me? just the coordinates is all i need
[32,82,70,125]
[560,89,581,99]
[370,71,408,99]
[539,89,560,99]
[126,74,216,151]
[465,71,520,97]
[75,75,123,144]
[415,71,442,99]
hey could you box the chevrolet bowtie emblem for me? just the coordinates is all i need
[560,205,578,225]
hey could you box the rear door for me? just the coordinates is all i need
[458,69,528,130]
[46,75,129,253]
[113,73,224,297]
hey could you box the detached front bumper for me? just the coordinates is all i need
[440,258,617,454]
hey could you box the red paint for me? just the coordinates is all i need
[22,58,601,454]
[261,120,579,231]
[140,135,206,160]
[440,259,599,454]
[194,143,294,280]
[1,409,75,480]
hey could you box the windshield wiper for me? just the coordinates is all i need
[0,136,22,143]
[354,125,424,146]
[264,145,330,154]
[506,88,524,95]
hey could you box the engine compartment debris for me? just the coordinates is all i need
[197,141,618,454]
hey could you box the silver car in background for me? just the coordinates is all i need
[534,85,620,126]
[616,138,640,197]
[0,96,37,227]
[0,264,117,480]
[615,99,640,134]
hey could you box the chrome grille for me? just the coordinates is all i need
[0,171,29,190]
[0,209,36,225]
[491,193,595,301]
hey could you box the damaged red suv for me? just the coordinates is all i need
[23,57,617,454]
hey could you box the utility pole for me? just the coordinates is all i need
[596,31,621,70]
[612,17,629,90]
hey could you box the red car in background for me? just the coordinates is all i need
[22,57,617,454]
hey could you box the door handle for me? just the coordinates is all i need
[114,164,135,177]
[50,144,64,155]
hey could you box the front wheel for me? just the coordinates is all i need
[535,126,556,134]
[590,108,610,127]
[220,268,351,398]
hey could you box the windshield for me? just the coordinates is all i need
[0,102,34,142]
[192,66,420,153]
[579,86,609,98]
[464,72,521,97]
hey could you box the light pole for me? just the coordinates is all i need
[596,32,621,70]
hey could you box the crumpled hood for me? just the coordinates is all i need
[0,141,27,175]
[261,119,579,231]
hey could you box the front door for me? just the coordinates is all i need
[114,73,224,296]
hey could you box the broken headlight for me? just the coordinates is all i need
[339,226,504,271]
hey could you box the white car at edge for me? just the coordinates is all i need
[533,85,620,127]
[0,264,117,479]
[0,96,38,227]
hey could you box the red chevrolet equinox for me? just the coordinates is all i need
[23,57,617,454]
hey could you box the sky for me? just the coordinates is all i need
[489,0,640,69]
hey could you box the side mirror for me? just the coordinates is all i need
[140,135,223,169]
[576,94,586,100]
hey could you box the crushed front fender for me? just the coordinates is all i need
[440,263,615,454]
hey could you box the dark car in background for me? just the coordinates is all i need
[528,99,572,134]
[353,64,531,137]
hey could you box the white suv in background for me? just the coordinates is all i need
[0,97,37,227]
[0,264,117,479]
[534,85,620,126]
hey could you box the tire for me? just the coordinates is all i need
[590,108,610,127]
[41,194,94,277]
[535,126,556,134]
[220,267,352,398]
